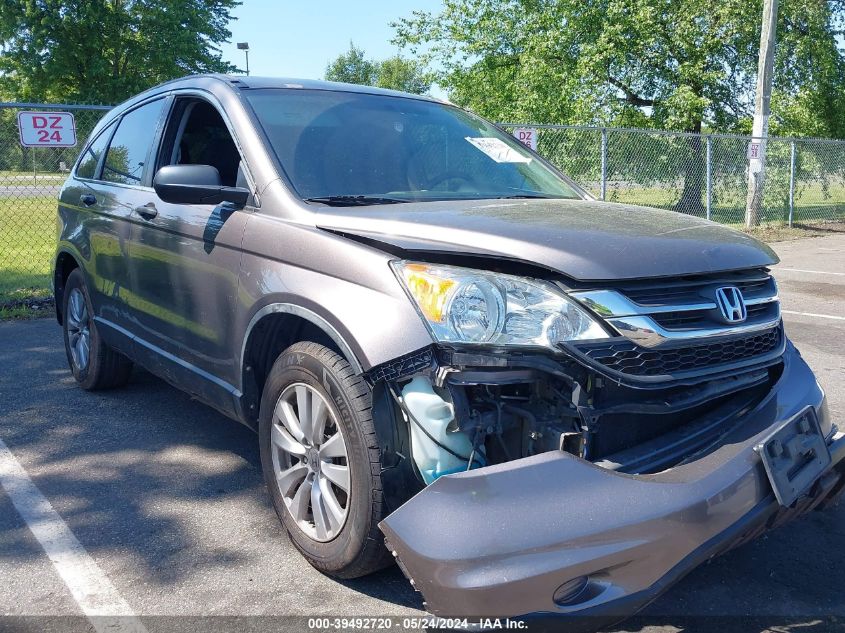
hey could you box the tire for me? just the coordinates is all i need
[259,341,392,578]
[62,268,133,390]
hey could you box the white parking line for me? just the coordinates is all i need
[777,268,845,277]
[782,310,845,321]
[0,438,147,633]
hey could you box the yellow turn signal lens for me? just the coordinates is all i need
[401,264,455,323]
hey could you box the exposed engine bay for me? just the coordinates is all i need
[369,338,784,502]
[363,263,788,504]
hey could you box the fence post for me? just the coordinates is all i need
[600,128,608,201]
[788,140,796,227]
[705,135,712,221]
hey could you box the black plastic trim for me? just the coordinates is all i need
[561,326,786,388]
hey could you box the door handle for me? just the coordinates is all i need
[79,194,97,207]
[134,203,158,220]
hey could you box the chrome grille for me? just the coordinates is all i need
[652,299,778,329]
[620,270,774,306]
[570,268,781,349]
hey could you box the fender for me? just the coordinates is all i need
[240,302,365,376]
[52,246,85,323]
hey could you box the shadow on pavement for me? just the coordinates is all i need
[0,319,842,627]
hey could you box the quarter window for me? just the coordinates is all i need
[102,99,166,185]
[75,122,115,180]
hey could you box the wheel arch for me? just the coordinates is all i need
[239,303,365,425]
[53,249,83,324]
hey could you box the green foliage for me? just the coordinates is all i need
[375,56,433,94]
[325,42,378,86]
[393,0,845,138]
[325,42,432,94]
[770,2,845,139]
[0,0,241,104]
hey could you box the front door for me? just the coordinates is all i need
[127,96,252,412]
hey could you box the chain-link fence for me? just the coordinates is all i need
[500,123,845,227]
[0,102,111,312]
[1,102,844,313]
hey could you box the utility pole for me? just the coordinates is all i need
[745,0,779,228]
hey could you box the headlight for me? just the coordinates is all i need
[392,261,608,348]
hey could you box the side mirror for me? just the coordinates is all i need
[153,165,249,207]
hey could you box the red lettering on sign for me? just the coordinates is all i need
[17,111,77,147]
[36,130,62,142]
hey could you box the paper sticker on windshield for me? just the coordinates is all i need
[465,137,532,163]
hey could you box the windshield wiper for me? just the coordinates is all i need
[495,194,561,199]
[304,195,411,206]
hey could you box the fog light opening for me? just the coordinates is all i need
[553,576,590,606]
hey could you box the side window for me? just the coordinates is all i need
[102,99,166,185]
[75,122,116,180]
[160,100,242,187]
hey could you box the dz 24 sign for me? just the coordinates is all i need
[17,111,77,147]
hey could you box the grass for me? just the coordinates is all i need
[0,195,57,319]
[0,183,843,320]
[606,181,845,225]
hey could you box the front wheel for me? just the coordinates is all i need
[258,342,392,578]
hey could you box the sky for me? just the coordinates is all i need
[218,0,444,83]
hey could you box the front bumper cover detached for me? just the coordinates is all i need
[378,345,845,628]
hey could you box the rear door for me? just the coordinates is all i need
[126,94,253,411]
[62,120,123,324]
[68,98,168,346]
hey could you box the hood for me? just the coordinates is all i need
[315,198,778,282]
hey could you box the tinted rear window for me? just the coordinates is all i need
[102,99,166,185]
[76,122,115,180]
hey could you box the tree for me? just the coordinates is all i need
[393,0,845,214]
[375,56,432,94]
[325,42,377,86]
[769,2,845,140]
[0,0,240,104]
[325,43,432,94]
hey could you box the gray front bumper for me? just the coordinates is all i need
[379,346,844,622]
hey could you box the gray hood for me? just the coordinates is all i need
[315,198,778,281]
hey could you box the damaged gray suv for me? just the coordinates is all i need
[54,75,844,628]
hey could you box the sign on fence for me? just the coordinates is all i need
[747,141,762,160]
[513,127,538,151]
[17,111,77,147]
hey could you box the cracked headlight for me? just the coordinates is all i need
[392,261,609,348]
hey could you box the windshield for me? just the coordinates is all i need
[245,89,582,205]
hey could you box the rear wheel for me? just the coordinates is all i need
[62,269,133,390]
[258,342,392,578]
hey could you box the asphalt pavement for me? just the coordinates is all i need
[0,233,843,633]
[0,185,62,197]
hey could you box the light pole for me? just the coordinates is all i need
[237,42,250,76]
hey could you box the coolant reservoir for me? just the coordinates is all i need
[401,376,477,484]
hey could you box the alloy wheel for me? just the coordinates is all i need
[271,383,350,542]
[66,288,91,371]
